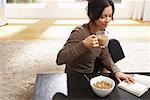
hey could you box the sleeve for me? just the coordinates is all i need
[56,30,88,65]
[99,47,121,73]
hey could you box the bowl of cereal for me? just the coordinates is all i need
[90,75,115,97]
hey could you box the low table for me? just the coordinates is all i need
[32,72,150,100]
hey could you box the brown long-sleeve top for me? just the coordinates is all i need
[56,21,120,73]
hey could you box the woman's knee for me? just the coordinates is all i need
[109,39,120,46]
[108,39,125,63]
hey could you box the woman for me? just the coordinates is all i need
[56,0,134,83]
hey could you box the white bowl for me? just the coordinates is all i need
[90,75,115,97]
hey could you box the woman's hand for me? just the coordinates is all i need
[82,34,99,48]
[114,72,135,83]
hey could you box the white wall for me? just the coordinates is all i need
[0,0,7,25]
[114,0,135,18]
[6,0,135,19]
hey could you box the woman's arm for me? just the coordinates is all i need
[99,47,120,73]
[56,31,88,65]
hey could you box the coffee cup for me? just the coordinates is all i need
[96,31,109,48]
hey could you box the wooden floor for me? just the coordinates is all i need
[0,18,150,40]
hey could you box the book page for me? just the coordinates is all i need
[133,74,150,88]
[118,81,148,97]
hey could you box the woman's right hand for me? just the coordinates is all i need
[82,34,99,48]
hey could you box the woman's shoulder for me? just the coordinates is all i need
[69,23,90,40]
[72,23,89,33]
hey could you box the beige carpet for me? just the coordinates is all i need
[0,40,65,100]
[0,39,149,100]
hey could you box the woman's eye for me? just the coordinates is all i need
[109,15,112,18]
[100,16,106,19]
[100,15,112,19]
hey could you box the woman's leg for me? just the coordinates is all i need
[93,39,125,73]
[108,39,125,63]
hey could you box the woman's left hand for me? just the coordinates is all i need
[114,72,135,83]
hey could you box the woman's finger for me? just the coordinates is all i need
[116,77,121,83]
[124,77,131,83]
[127,75,135,83]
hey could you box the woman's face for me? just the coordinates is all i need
[95,6,113,30]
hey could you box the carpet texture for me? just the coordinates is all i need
[0,40,65,100]
[0,40,149,100]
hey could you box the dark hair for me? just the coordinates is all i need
[87,0,115,22]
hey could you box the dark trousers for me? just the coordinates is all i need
[93,39,125,73]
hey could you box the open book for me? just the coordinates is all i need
[118,74,150,97]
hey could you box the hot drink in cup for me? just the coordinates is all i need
[96,31,109,48]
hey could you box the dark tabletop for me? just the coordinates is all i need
[32,72,150,100]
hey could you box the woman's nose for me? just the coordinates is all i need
[105,17,111,23]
